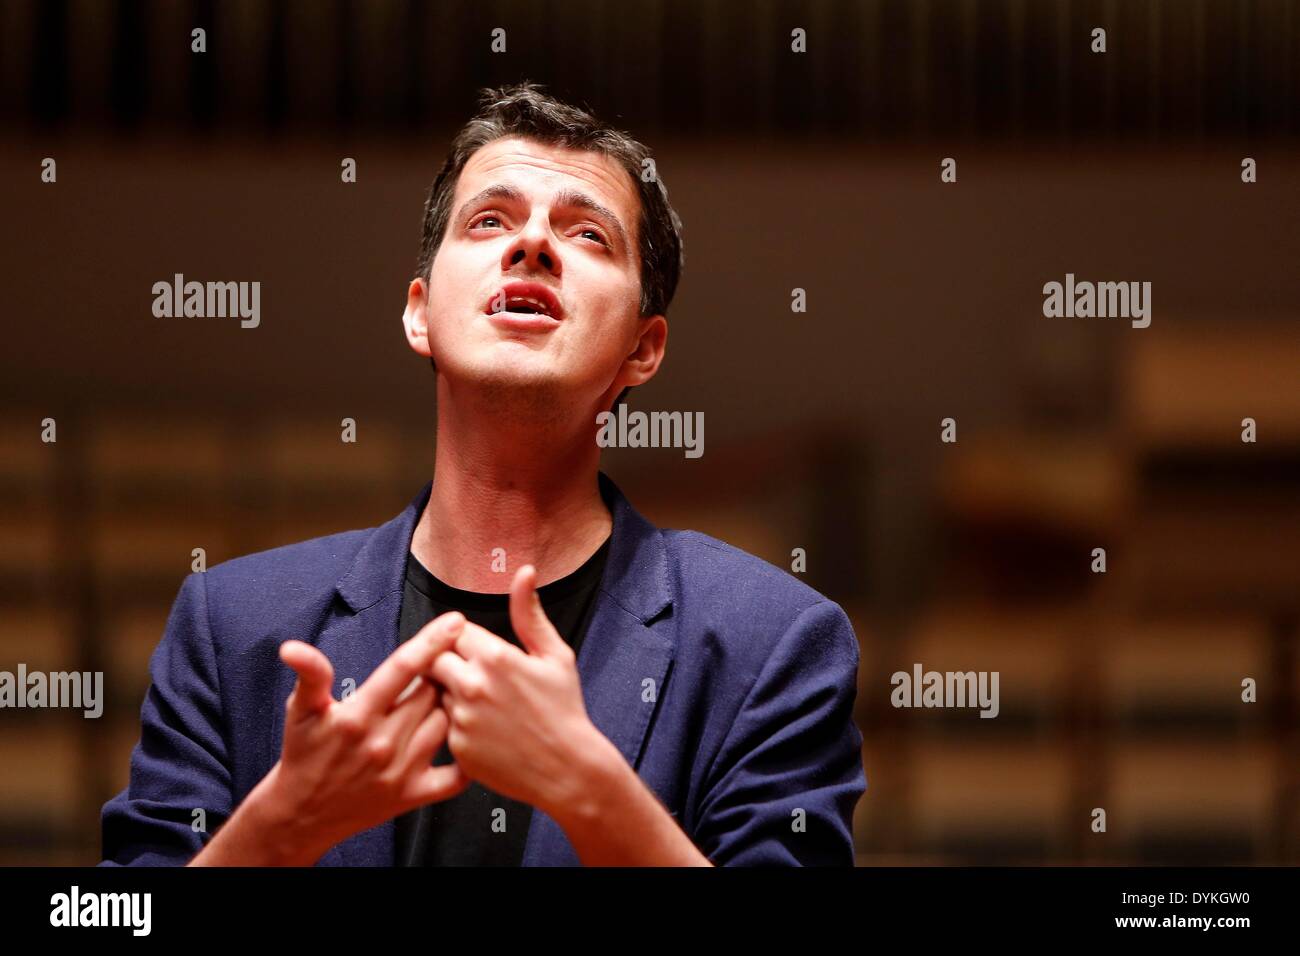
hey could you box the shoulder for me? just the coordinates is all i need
[658,527,856,662]
[194,526,375,634]
[204,526,372,587]
[661,528,827,610]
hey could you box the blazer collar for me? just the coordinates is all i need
[334,471,673,625]
[335,481,432,614]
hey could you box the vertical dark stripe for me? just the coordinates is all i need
[1008,0,1025,138]
[336,0,357,128]
[192,0,218,129]
[459,0,496,122]
[52,411,104,860]
[662,0,704,132]
[1237,0,1250,135]
[265,0,287,131]
[877,0,909,136]
[1056,0,1071,141]
[823,0,863,135]
[31,0,69,126]
[109,0,147,130]
[401,0,426,125]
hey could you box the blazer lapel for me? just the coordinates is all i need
[322,481,433,867]
[521,472,677,866]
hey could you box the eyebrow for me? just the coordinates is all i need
[455,183,631,252]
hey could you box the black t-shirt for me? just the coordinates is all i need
[393,537,611,866]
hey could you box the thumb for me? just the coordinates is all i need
[280,640,335,718]
[508,565,567,658]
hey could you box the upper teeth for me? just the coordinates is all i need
[506,295,549,314]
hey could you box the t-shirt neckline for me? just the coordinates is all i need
[404,535,612,610]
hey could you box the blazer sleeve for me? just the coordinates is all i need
[99,571,233,865]
[691,599,866,866]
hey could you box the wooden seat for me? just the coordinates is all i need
[0,725,82,841]
[901,602,1078,722]
[1100,616,1267,727]
[909,742,1073,860]
[103,606,171,705]
[1124,324,1300,447]
[0,607,77,673]
[1108,741,1274,862]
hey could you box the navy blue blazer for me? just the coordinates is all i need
[101,473,866,866]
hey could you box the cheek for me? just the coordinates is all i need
[425,250,483,330]
[576,277,641,363]
[576,264,640,329]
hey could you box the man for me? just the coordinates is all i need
[101,83,866,867]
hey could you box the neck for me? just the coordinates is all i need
[410,376,613,593]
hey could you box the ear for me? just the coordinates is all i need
[618,314,668,389]
[402,277,433,359]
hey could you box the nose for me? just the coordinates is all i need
[501,210,561,277]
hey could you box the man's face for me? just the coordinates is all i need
[410,136,659,411]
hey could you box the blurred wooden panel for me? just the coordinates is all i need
[89,419,229,489]
[0,510,58,573]
[1125,324,1300,446]
[90,512,230,577]
[1128,506,1300,610]
[902,603,1078,717]
[0,847,88,865]
[247,506,394,555]
[261,419,405,486]
[0,724,82,823]
[103,606,169,701]
[0,607,76,672]
[941,432,1130,535]
[0,417,56,487]
[910,743,1073,852]
[1101,617,1267,721]
[105,717,143,796]
[1108,742,1275,853]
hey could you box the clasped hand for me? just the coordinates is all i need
[272,565,598,856]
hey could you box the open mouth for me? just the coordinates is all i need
[498,297,549,315]
[484,281,564,322]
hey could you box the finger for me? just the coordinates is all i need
[440,689,462,727]
[392,672,438,708]
[508,565,567,657]
[353,611,465,719]
[384,678,438,755]
[453,621,526,666]
[280,640,335,719]
[360,681,437,782]
[402,761,473,810]
[430,649,477,699]
[400,703,451,772]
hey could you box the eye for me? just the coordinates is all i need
[576,227,608,246]
[469,214,503,230]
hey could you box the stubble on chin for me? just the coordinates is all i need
[467,363,578,429]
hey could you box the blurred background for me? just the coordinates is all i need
[1,0,1298,865]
